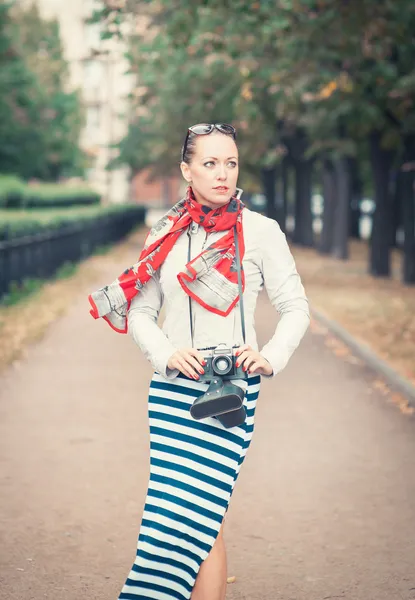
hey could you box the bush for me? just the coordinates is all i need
[0,175,101,209]
[24,184,101,208]
[0,204,147,301]
[0,175,27,209]
[0,204,147,242]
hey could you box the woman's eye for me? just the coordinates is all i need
[203,161,237,168]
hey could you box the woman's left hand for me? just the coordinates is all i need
[235,344,273,376]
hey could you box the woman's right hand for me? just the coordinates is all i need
[167,348,206,380]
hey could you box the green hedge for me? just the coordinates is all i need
[0,175,101,209]
[0,204,146,242]
[0,176,27,209]
[0,204,147,300]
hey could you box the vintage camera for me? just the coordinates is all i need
[197,343,247,383]
[189,343,247,428]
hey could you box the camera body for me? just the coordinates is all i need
[190,343,247,428]
[197,343,247,383]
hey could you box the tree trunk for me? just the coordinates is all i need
[391,169,403,248]
[261,166,278,221]
[348,157,362,239]
[369,131,395,277]
[280,157,289,234]
[319,159,336,254]
[401,134,415,284]
[332,156,351,260]
[293,159,314,247]
[274,164,286,231]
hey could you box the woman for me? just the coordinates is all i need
[88,123,310,600]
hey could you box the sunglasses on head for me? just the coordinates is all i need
[181,123,236,162]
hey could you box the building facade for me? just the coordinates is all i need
[32,0,133,204]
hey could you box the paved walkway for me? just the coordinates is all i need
[1,235,415,600]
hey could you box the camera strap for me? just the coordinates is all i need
[187,224,246,348]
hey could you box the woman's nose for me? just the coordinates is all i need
[217,165,227,180]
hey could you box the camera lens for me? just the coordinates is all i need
[212,355,232,375]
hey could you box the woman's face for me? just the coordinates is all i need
[180,133,239,210]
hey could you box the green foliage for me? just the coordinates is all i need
[92,244,112,256]
[23,186,101,209]
[0,175,101,208]
[0,175,27,208]
[0,259,80,306]
[0,203,146,241]
[55,261,78,279]
[0,2,86,180]
[0,277,44,307]
[91,0,415,174]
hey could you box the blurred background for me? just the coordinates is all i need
[1,4,415,599]
[0,0,414,380]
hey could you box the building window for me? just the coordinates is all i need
[83,59,104,90]
[85,23,102,53]
[86,105,101,133]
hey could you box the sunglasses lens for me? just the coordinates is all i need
[216,123,236,137]
[189,124,213,135]
[184,123,236,161]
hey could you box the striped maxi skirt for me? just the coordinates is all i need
[118,370,261,600]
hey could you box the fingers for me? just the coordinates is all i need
[235,349,254,370]
[235,344,252,369]
[245,356,258,371]
[235,348,265,373]
[248,358,273,376]
[235,344,250,357]
[176,356,198,379]
[241,356,257,372]
[171,349,205,379]
[187,347,206,366]
[185,352,205,376]
[170,345,269,379]
[247,360,262,374]
[168,352,194,378]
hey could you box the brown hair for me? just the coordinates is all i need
[181,129,236,164]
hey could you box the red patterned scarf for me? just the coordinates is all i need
[88,186,245,333]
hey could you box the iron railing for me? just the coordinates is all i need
[0,207,146,300]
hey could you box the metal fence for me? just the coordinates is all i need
[0,207,146,300]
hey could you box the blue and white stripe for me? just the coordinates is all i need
[118,371,261,600]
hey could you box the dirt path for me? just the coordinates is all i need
[1,234,415,600]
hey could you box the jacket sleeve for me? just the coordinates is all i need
[258,218,310,377]
[127,271,180,380]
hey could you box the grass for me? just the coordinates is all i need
[0,262,79,307]
[0,226,144,372]
[0,278,44,307]
[0,244,111,308]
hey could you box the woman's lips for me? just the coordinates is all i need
[213,186,229,192]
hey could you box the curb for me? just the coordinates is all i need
[311,307,415,405]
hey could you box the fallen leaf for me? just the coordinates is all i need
[372,379,390,395]
[294,239,415,401]
[390,393,415,415]
[346,356,363,366]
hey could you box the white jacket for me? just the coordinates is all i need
[128,207,310,380]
